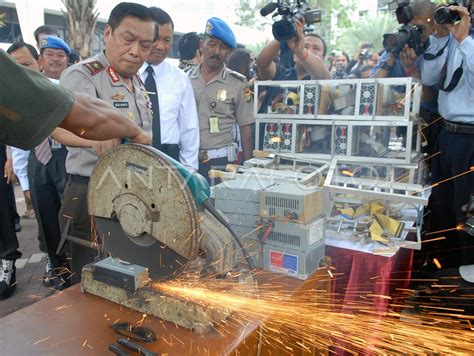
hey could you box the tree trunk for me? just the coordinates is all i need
[61,0,99,59]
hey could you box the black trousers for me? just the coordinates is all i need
[59,175,96,285]
[0,145,21,261]
[28,147,68,269]
[426,127,474,268]
[159,144,180,162]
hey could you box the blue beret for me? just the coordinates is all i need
[204,17,236,49]
[40,35,71,55]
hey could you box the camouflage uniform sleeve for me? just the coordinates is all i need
[0,51,75,150]
[235,80,255,127]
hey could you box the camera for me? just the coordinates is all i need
[434,0,472,25]
[382,1,424,58]
[260,0,322,41]
[360,47,372,60]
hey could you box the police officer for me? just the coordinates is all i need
[189,17,255,182]
[39,35,70,81]
[58,2,156,284]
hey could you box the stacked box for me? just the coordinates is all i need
[254,78,423,164]
[263,242,325,280]
[262,217,324,251]
[214,179,274,268]
[260,183,325,223]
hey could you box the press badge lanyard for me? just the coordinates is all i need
[209,101,219,134]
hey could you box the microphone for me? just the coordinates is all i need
[260,2,278,17]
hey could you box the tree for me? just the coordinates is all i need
[61,0,99,59]
[234,0,356,44]
[334,12,398,55]
[235,0,272,31]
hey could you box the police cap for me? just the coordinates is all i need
[40,35,71,55]
[204,17,236,49]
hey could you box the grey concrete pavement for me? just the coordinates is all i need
[0,184,53,318]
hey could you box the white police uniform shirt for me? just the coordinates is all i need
[421,30,474,124]
[139,60,199,171]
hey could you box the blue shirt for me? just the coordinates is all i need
[421,28,474,124]
[371,51,407,78]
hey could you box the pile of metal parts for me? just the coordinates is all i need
[211,153,327,279]
[208,77,428,274]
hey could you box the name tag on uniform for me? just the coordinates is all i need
[113,102,129,109]
[209,116,219,134]
[51,139,62,149]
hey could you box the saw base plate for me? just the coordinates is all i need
[81,264,256,334]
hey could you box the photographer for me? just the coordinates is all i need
[372,1,436,79]
[347,43,372,76]
[256,19,330,82]
[256,19,330,115]
[420,2,474,268]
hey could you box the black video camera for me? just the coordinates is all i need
[434,0,472,25]
[260,0,322,41]
[383,0,425,58]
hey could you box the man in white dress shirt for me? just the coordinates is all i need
[139,7,199,171]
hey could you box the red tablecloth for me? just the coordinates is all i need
[326,245,414,314]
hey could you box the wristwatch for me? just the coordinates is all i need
[381,61,394,71]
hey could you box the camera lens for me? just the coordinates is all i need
[434,6,461,25]
[272,19,296,41]
[383,33,398,53]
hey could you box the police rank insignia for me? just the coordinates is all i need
[108,66,120,83]
[111,91,125,101]
[243,86,252,102]
[82,61,105,75]
[217,89,227,101]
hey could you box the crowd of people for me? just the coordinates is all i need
[1,1,473,313]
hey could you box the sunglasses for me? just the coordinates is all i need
[109,322,157,343]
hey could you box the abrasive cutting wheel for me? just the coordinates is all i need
[87,144,201,280]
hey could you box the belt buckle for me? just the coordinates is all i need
[198,150,209,162]
[445,121,454,133]
[450,122,457,133]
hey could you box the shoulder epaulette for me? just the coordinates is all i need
[188,66,199,79]
[228,69,247,82]
[82,61,105,76]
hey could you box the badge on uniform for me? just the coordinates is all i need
[111,91,125,101]
[51,139,62,149]
[83,61,105,76]
[217,89,227,102]
[113,102,129,109]
[209,116,219,134]
[108,66,120,83]
[243,86,252,102]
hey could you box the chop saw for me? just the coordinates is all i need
[67,144,255,333]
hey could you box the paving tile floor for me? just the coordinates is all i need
[0,184,54,318]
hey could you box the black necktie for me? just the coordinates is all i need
[144,65,161,148]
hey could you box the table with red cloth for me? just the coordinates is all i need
[325,244,414,313]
